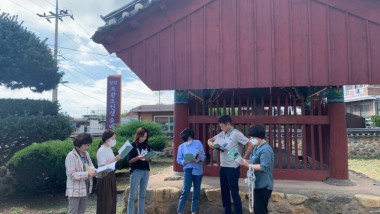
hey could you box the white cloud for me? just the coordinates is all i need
[0,0,174,118]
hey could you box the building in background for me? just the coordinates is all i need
[129,104,174,137]
[344,85,380,119]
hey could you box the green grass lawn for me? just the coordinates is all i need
[348,157,380,180]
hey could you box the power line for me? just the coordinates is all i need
[30,0,50,11]
[59,53,98,81]
[61,84,106,104]
[7,0,35,14]
[48,44,117,57]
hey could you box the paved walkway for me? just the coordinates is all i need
[148,166,380,197]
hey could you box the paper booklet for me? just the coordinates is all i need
[118,140,133,159]
[227,147,243,163]
[96,161,116,178]
[184,151,203,162]
[143,151,158,159]
[214,137,229,152]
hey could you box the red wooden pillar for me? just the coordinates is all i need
[327,87,349,179]
[173,90,189,173]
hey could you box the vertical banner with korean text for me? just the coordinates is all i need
[106,75,121,129]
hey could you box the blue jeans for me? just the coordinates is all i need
[127,169,149,214]
[220,166,242,214]
[177,168,203,213]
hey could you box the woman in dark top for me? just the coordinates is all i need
[127,127,151,214]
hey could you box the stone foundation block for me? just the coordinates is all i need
[155,187,181,202]
[354,194,380,208]
[271,192,285,202]
[286,194,308,205]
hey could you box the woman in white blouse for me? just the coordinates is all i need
[96,129,121,214]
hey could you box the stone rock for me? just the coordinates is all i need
[273,200,292,213]
[199,204,225,214]
[155,187,181,202]
[354,194,380,208]
[309,191,323,202]
[291,206,313,214]
[145,188,155,204]
[205,188,221,202]
[287,194,308,205]
[316,201,334,214]
[272,192,285,202]
[124,186,130,203]
[326,196,352,204]
[164,176,182,181]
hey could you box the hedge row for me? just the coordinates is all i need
[0,114,73,166]
[6,121,169,193]
[0,99,59,117]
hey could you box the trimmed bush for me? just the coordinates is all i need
[371,115,380,127]
[0,99,59,117]
[7,141,72,193]
[0,114,73,166]
[7,140,101,194]
[149,135,169,151]
[114,121,168,151]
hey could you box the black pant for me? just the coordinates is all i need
[219,166,242,214]
[254,187,272,214]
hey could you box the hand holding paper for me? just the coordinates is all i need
[143,151,158,159]
[214,137,229,152]
[96,161,116,178]
[227,147,243,164]
[118,140,133,159]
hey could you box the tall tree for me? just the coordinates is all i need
[0,12,63,92]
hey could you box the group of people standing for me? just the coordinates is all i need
[65,114,274,214]
[65,127,151,214]
[178,115,274,214]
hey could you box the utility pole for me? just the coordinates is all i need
[155,91,163,104]
[37,0,73,102]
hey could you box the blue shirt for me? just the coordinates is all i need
[250,142,274,190]
[177,139,205,175]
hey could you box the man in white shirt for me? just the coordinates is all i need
[207,115,254,214]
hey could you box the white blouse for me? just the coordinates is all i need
[96,145,115,166]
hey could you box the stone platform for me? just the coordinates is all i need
[124,166,380,214]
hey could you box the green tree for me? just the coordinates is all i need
[0,13,62,92]
[0,99,73,167]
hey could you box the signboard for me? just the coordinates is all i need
[105,75,121,129]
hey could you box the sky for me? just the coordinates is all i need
[0,0,174,118]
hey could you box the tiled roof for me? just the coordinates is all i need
[130,104,174,113]
[96,0,160,33]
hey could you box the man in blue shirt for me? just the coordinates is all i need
[177,128,205,214]
[240,124,274,214]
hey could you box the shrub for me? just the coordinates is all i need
[0,114,73,166]
[149,135,168,151]
[0,99,59,117]
[7,141,72,193]
[114,121,168,151]
[7,139,101,194]
[371,115,380,127]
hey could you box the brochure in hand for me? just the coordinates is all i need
[96,161,116,178]
[118,140,133,159]
[143,151,158,159]
[214,137,229,152]
[184,151,203,162]
[227,147,243,163]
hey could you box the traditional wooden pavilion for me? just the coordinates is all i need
[93,0,380,180]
